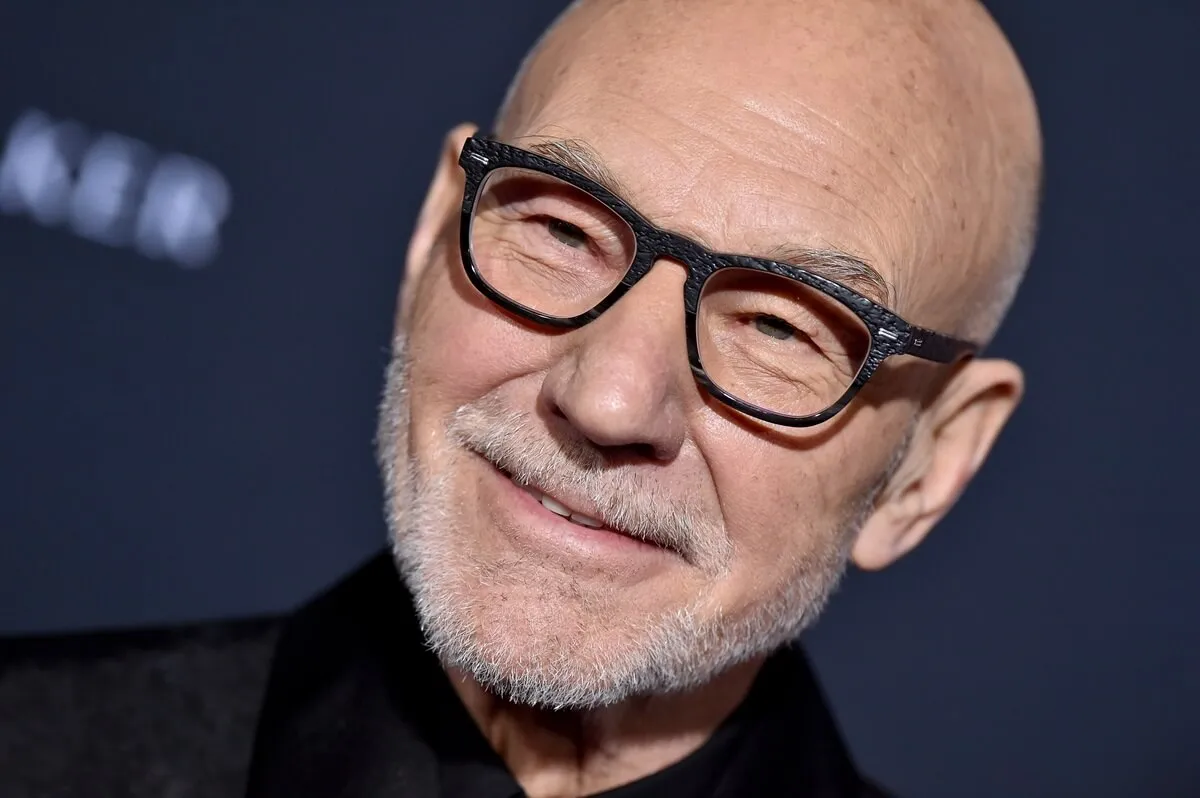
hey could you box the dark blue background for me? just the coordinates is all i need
[1,2,1196,796]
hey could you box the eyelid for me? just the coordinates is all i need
[525,189,619,220]
[739,293,822,327]
[746,303,849,358]
[523,198,630,250]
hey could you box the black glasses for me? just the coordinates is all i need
[456,136,978,427]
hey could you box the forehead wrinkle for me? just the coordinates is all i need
[720,101,907,284]
[740,95,930,233]
[506,123,902,306]
[593,14,993,304]
[504,133,896,306]
[527,80,913,247]
[632,87,926,294]
[738,93,966,311]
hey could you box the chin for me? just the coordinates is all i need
[390,488,848,710]
[426,600,721,709]
[431,588,647,708]
[395,528,790,711]
[396,526,663,708]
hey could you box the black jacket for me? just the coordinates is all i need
[0,552,894,798]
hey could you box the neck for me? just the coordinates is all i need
[445,658,765,798]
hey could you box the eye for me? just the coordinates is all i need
[753,314,797,341]
[547,218,589,249]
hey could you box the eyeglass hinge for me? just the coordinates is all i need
[877,328,901,342]
[468,152,489,165]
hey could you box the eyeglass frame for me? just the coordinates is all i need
[456,135,979,428]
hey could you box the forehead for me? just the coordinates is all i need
[505,7,977,315]
[507,135,895,305]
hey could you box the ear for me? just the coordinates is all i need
[851,358,1024,571]
[398,122,478,322]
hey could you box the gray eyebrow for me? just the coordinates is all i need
[761,245,895,307]
[522,137,631,198]
[519,136,896,307]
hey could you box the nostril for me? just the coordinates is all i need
[627,442,658,462]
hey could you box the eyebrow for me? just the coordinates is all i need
[518,136,895,307]
[761,245,894,307]
[523,137,631,198]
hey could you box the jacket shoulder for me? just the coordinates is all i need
[0,616,281,798]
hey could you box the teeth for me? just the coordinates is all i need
[515,479,606,530]
[569,513,605,529]
[539,494,572,517]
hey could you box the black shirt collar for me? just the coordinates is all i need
[245,552,883,798]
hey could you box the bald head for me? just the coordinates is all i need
[495,0,1041,342]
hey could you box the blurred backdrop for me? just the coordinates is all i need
[1,2,1196,796]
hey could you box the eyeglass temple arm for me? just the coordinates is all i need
[902,326,980,363]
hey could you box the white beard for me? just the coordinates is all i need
[376,331,884,710]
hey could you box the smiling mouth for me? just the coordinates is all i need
[486,460,687,560]
[508,473,608,530]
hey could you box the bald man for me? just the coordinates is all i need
[0,0,1042,796]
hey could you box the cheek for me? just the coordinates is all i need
[403,252,552,434]
[701,422,889,596]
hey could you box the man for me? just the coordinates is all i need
[0,0,1042,795]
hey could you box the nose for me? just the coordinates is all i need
[538,262,689,461]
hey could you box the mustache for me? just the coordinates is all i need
[446,397,731,570]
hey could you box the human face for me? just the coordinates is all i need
[378,139,917,710]
[378,12,960,710]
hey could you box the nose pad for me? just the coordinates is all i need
[538,261,689,460]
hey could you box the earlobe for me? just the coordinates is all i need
[851,358,1024,571]
[851,452,929,571]
[400,123,478,320]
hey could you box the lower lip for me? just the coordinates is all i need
[478,457,674,567]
